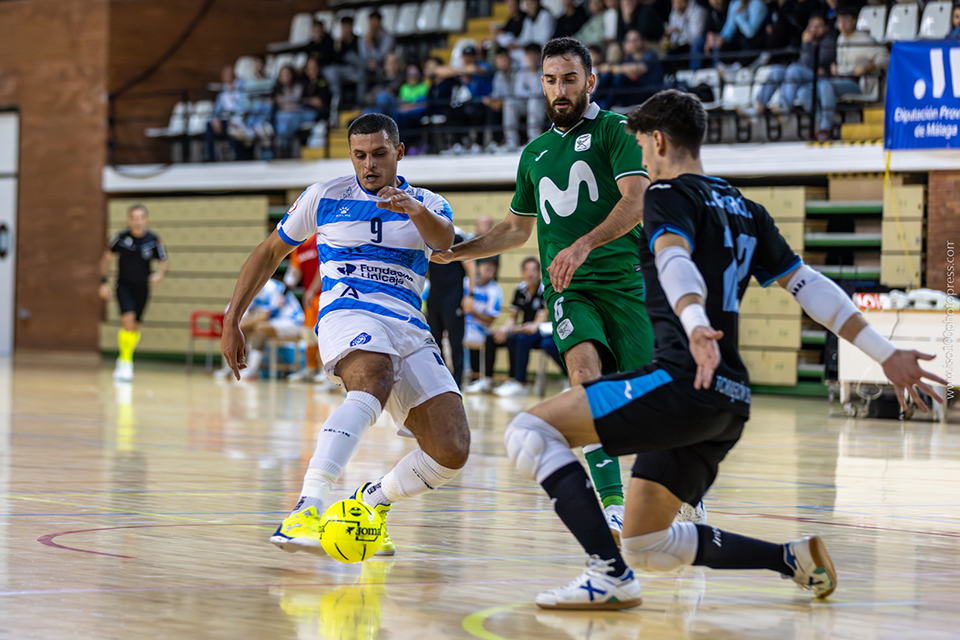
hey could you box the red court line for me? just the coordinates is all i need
[36,523,255,558]
[711,510,960,539]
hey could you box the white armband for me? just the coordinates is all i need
[853,324,897,364]
[679,303,711,337]
[655,245,707,311]
[786,264,859,334]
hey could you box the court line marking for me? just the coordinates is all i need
[462,603,527,640]
[36,523,268,558]
[710,510,960,539]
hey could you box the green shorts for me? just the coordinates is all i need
[545,285,654,375]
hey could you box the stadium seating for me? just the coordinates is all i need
[417,0,444,33]
[379,5,400,33]
[857,6,888,43]
[885,3,919,42]
[395,3,422,36]
[268,12,315,52]
[439,0,467,33]
[145,102,188,139]
[919,1,953,39]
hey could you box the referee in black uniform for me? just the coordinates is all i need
[99,204,168,382]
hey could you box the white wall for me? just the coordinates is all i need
[0,112,19,355]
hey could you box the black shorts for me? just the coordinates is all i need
[584,363,746,505]
[116,280,150,322]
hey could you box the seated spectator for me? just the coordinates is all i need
[506,43,546,147]
[575,0,611,46]
[239,55,274,158]
[588,44,615,101]
[604,0,621,43]
[396,64,431,153]
[490,258,564,398]
[752,14,835,122]
[482,47,519,149]
[301,57,332,129]
[714,0,768,66]
[361,12,395,73]
[303,19,336,68]
[363,52,404,113]
[662,0,708,72]
[513,0,556,66]
[492,0,528,52]
[271,65,305,158]
[445,46,493,152]
[950,5,960,39]
[703,0,729,63]
[599,30,663,108]
[205,65,248,162]
[765,0,824,55]
[423,56,458,122]
[619,0,670,44]
[819,4,888,139]
[463,259,503,391]
[554,0,590,38]
[325,16,366,112]
[217,279,304,381]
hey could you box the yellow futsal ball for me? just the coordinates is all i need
[319,499,384,563]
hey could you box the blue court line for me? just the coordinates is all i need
[0,508,557,518]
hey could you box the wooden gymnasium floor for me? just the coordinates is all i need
[1,354,959,640]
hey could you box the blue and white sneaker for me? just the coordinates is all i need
[535,556,643,610]
[604,505,625,546]
[675,501,707,525]
[783,535,837,598]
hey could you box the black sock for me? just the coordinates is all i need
[693,524,791,575]
[541,462,628,577]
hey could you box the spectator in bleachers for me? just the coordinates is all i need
[751,14,835,121]
[517,0,557,49]
[301,58,332,126]
[490,258,564,397]
[492,0,529,51]
[575,0,611,46]
[446,46,494,153]
[361,12,395,73]
[950,5,960,38]
[240,55,275,158]
[588,44,615,102]
[554,0,590,38]
[463,259,504,393]
[604,0,621,43]
[206,65,248,162]
[712,0,768,67]
[505,43,546,147]
[618,0,670,44]
[763,0,825,63]
[662,0,708,72]
[482,47,519,149]
[603,30,663,108]
[303,19,337,68]
[363,52,405,113]
[396,64,431,154]
[423,56,458,124]
[703,0,729,63]
[820,4,888,139]
[325,16,366,111]
[271,65,304,158]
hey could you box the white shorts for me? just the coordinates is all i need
[269,318,302,341]
[317,310,461,429]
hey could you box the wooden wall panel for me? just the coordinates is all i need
[0,0,110,351]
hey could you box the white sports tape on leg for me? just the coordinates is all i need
[504,412,578,483]
[621,522,698,573]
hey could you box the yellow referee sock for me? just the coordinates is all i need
[118,330,141,363]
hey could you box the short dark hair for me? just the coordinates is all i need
[494,46,510,56]
[347,113,401,146]
[521,257,540,271]
[626,89,706,158]
[808,12,826,23]
[835,3,858,17]
[370,11,382,21]
[524,42,543,55]
[341,15,354,24]
[542,37,592,75]
[127,203,148,216]
[479,257,499,273]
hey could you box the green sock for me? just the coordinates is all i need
[583,445,624,507]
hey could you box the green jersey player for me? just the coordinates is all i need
[433,37,705,536]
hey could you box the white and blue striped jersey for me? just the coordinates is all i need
[276,175,453,332]
[247,278,305,324]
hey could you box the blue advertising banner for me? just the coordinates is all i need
[885,41,960,149]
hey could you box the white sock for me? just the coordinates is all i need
[581,443,603,454]
[296,390,382,511]
[374,450,461,504]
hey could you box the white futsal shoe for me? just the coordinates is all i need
[536,556,643,610]
[113,359,133,382]
[604,505,625,545]
[675,501,707,524]
[285,368,315,382]
[783,535,837,598]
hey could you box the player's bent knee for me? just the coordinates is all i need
[504,412,574,483]
[622,522,698,573]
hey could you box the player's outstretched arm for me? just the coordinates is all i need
[433,212,536,264]
[377,186,454,250]
[221,232,296,380]
[776,264,947,412]
[548,173,649,292]
[653,233,722,390]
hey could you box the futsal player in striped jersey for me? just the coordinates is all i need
[222,113,470,556]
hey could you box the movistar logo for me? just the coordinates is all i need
[538,160,599,224]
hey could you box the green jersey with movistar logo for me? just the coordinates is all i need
[510,102,648,289]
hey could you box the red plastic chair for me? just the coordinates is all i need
[187,311,225,372]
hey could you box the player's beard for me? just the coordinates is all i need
[544,86,589,129]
